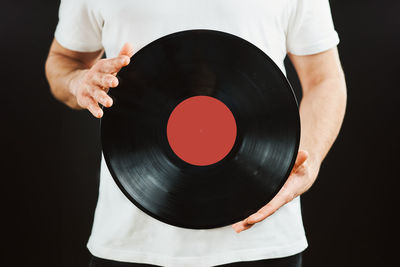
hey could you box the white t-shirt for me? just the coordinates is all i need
[55,1,339,266]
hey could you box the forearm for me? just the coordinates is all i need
[298,75,347,171]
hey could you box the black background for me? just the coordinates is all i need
[2,1,399,266]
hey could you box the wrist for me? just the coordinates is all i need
[65,69,88,109]
[300,149,321,176]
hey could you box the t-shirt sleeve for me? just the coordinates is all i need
[54,0,103,52]
[286,0,339,55]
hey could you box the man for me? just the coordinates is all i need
[45,0,347,266]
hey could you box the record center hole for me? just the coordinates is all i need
[166,95,237,166]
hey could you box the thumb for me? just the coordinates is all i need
[118,42,134,58]
[293,150,308,171]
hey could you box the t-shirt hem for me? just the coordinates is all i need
[287,32,340,56]
[87,238,308,267]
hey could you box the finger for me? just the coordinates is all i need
[83,97,103,118]
[232,221,253,233]
[96,56,130,74]
[90,72,119,88]
[245,188,293,225]
[118,42,134,58]
[92,89,113,108]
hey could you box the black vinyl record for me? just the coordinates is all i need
[101,29,300,229]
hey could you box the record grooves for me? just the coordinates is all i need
[101,29,300,229]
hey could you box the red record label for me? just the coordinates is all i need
[167,96,237,166]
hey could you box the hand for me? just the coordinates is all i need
[232,150,319,233]
[69,43,134,118]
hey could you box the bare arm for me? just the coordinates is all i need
[290,47,347,169]
[45,39,134,117]
[233,47,347,233]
